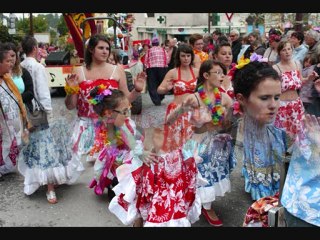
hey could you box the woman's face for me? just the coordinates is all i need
[239,78,281,125]
[214,46,232,68]
[193,39,204,51]
[92,40,110,62]
[205,64,225,88]
[179,51,192,66]
[8,50,17,67]
[0,52,14,75]
[279,42,293,61]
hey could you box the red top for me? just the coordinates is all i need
[173,66,197,95]
[77,79,119,118]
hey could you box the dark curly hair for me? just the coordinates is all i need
[233,61,280,99]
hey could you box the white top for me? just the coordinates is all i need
[21,57,52,113]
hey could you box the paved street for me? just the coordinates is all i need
[0,92,252,227]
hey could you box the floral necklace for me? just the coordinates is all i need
[198,85,224,126]
[193,49,209,63]
[89,121,124,156]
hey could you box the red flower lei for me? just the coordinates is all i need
[198,85,224,126]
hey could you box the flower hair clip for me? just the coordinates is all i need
[235,53,268,70]
[88,84,112,105]
[249,53,268,63]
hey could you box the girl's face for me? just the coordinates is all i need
[238,78,281,125]
[179,51,192,66]
[204,65,225,88]
[303,59,312,68]
[92,40,110,62]
[111,97,131,127]
[214,46,232,68]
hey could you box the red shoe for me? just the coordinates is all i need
[201,208,223,227]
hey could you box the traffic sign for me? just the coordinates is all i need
[226,22,233,26]
[225,13,234,21]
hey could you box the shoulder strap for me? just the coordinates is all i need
[178,67,181,80]
[190,66,196,81]
[81,66,86,80]
[275,64,282,74]
[110,65,117,79]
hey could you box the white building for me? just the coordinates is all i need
[130,13,250,44]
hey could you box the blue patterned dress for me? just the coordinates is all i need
[281,135,320,227]
[232,116,287,201]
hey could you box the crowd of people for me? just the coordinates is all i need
[1,26,320,228]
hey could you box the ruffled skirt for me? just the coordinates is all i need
[18,119,84,195]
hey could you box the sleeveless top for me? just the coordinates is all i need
[12,75,25,94]
[77,65,119,118]
[172,66,197,96]
[275,62,302,92]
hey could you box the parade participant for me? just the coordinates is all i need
[0,43,29,181]
[272,40,318,142]
[65,34,146,163]
[168,59,234,227]
[213,41,235,100]
[189,33,209,69]
[157,43,199,152]
[232,59,287,201]
[18,35,83,204]
[109,123,201,227]
[87,86,156,195]
[243,113,320,227]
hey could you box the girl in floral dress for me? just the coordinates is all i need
[65,34,145,164]
[157,44,199,152]
[272,40,318,143]
[232,60,287,201]
[174,59,234,226]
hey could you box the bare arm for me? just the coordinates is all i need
[64,68,81,110]
[157,69,174,95]
[297,61,319,83]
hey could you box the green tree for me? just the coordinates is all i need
[57,15,68,36]
[246,13,265,28]
[33,16,49,32]
[0,24,22,44]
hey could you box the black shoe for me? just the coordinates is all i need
[107,178,118,201]
[0,174,4,182]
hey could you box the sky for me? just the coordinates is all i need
[3,13,58,19]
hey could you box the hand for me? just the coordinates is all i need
[183,94,199,109]
[314,79,320,93]
[65,73,80,87]
[303,114,320,145]
[308,71,319,81]
[141,150,159,167]
[134,72,146,92]
[165,79,174,92]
